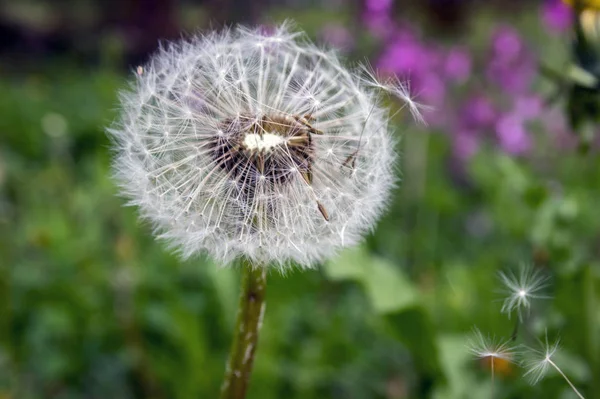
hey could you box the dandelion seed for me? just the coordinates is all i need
[466,327,517,396]
[521,336,560,384]
[107,22,420,269]
[467,327,517,367]
[498,266,551,321]
[521,335,585,398]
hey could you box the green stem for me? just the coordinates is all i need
[583,264,599,399]
[220,260,267,399]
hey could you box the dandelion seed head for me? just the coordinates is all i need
[107,22,420,269]
[521,335,561,385]
[498,265,551,321]
[466,327,517,363]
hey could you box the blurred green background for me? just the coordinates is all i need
[1,0,600,398]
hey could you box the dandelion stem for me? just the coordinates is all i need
[220,260,267,399]
[491,357,495,398]
[548,359,586,399]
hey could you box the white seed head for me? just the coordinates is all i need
[107,22,419,269]
[520,335,586,399]
[466,327,516,363]
[498,266,551,321]
[520,335,561,385]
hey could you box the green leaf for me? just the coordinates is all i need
[325,246,418,314]
[326,247,440,376]
[324,245,370,281]
[365,256,418,314]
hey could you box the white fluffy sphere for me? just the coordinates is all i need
[108,23,419,269]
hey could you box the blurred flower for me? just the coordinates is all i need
[363,12,395,39]
[370,6,570,160]
[365,0,393,13]
[319,24,354,51]
[460,95,497,129]
[543,0,574,32]
[377,30,448,125]
[491,26,524,63]
[512,95,543,120]
[378,32,438,75]
[443,47,472,83]
[418,72,447,108]
[453,130,480,160]
[486,26,538,95]
[363,0,395,38]
[108,23,419,269]
[495,114,532,155]
[498,266,551,320]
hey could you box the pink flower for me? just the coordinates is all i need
[461,95,497,128]
[513,95,543,120]
[444,48,472,83]
[492,26,524,63]
[378,37,438,75]
[363,12,395,38]
[542,0,573,33]
[496,114,531,155]
[365,0,393,12]
[454,130,480,160]
[319,24,354,51]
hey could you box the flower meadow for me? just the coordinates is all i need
[1,1,599,399]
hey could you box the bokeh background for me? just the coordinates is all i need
[1,0,600,398]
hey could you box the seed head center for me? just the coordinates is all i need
[243,132,285,152]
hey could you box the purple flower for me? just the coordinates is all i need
[542,0,573,33]
[486,28,536,95]
[319,24,354,51]
[363,11,395,39]
[378,33,439,75]
[410,72,447,126]
[365,0,393,12]
[454,130,480,160]
[490,63,536,94]
[491,26,523,63]
[371,14,557,160]
[461,95,497,128]
[496,114,531,155]
[444,47,472,83]
[363,0,396,38]
[419,73,446,104]
[513,95,543,120]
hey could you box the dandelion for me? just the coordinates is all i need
[108,22,417,269]
[521,335,585,398]
[498,266,551,321]
[107,22,419,399]
[466,327,517,382]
